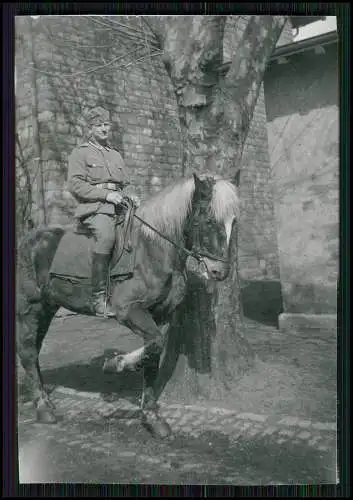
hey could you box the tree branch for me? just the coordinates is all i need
[221,16,287,131]
[149,16,227,107]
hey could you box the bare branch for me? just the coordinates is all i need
[87,16,157,49]
[140,16,163,48]
[100,16,159,47]
[20,46,163,81]
[18,45,145,80]
[42,25,118,49]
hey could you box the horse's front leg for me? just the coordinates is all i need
[103,303,164,372]
[103,304,172,438]
[103,271,186,373]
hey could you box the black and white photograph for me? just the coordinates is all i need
[15,13,340,486]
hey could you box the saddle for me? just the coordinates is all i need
[49,206,136,282]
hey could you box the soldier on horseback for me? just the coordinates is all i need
[67,106,140,318]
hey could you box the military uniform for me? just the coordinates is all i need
[67,106,133,317]
[68,140,130,253]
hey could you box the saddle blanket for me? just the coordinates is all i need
[49,231,136,280]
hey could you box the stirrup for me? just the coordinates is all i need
[92,293,115,318]
[94,307,116,319]
[102,301,116,319]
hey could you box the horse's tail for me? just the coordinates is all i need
[16,225,68,309]
[17,230,43,306]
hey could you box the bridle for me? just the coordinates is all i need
[121,199,230,269]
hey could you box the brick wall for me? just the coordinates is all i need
[264,43,339,314]
[15,16,182,226]
[15,15,288,292]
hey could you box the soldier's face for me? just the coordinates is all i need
[91,121,111,143]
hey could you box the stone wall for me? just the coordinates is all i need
[15,15,288,304]
[264,42,339,324]
[15,16,182,227]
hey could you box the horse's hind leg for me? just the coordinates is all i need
[36,303,60,408]
[17,302,59,423]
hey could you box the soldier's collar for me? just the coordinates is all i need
[88,140,111,151]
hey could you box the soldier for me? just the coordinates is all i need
[67,106,139,318]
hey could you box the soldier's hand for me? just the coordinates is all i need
[106,191,124,206]
[127,194,140,208]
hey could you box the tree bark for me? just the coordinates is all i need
[150,15,287,403]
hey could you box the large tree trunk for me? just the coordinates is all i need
[155,228,253,404]
[149,16,287,403]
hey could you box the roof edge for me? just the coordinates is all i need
[290,16,326,29]
[218,30,338,76]
[271,30,338,61]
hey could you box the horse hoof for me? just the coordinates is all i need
[142,412,172,439]
[115,355,126,373]
[36,408,58,424]
[102,357,116,373]
[103,355,126,373]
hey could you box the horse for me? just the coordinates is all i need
[16,173,240,438]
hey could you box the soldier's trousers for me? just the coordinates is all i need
[81,214,117,255]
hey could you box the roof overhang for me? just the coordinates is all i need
[270,30,338,64]
[290,16,327,29]
[217,27,338,76]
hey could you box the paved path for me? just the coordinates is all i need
[18,387,337,484]
[17,312,338,484]
[20,386,337,452]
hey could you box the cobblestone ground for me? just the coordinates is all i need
[18,389,337,485]
[17,313,338,484]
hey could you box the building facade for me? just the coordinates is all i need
[264,31,339,333]
[17,17,337,330]
[15,15,294,319]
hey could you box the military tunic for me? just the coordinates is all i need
[68,141,130,220]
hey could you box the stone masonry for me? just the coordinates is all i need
[264,39,339,332]
[15,16,182,227]
[15,16,294,285]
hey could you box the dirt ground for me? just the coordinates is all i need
[18,407,336,485]
[17,312,338,485]
[19,312,337,423]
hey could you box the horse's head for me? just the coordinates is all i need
[185,173,239,282]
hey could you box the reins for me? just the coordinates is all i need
[104,198,230,316]
[127,203,229,265]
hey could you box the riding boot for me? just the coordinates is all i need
[91,253,116,318]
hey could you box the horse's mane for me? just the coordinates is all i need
[136,174,240,245]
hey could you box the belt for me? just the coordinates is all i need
[96,182,120,191]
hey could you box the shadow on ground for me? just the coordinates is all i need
[20,349,143,406]
[182,430,336,484]
[18,405,337,485]
[241,279,283,327]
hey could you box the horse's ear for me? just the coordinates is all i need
[193,173,206,196]
[193,173,208,190]
[193,173,201,186]
[193,172,214,198]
